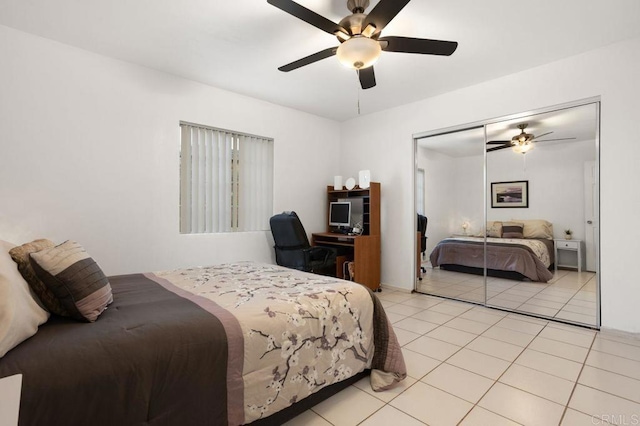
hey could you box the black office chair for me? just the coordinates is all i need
[270,211,336,275]
[417,214,428,279]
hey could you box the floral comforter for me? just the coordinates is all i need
[150,262,406,425]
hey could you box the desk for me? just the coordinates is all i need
[312,232,381,291]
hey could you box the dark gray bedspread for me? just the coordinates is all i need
[0,274,228,426]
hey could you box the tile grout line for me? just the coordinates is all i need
[340,292,458,425]
[364,292,612,425]
[313,289,593,426]
[453,318,550,425]
[554,279,594,320]
[557,330,598,424]
[353,379,429,426]
[384,291,613,423]
[402,304,505,425]
[416,283,598,328]
[399,297,608,422]
[400,301,556,424]
[417,269,599,326]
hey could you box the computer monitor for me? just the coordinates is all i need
[329,201,351,227]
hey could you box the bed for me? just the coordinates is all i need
[429,221,555,282]
[0,261,406,426]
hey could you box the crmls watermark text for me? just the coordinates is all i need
[593,414,640,425]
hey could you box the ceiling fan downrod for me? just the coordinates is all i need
[347,0,370,14]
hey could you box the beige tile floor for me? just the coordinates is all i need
[283,291,640,426]
[416,266,597,326]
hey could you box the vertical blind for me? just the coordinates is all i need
[180,123,273,234]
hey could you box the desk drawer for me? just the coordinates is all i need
[558,240,578,249]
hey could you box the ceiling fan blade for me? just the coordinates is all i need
[363,0,411,32]
[533,131,553,139]
[487,140,510,145]
[379,36,458,56]
[487,145,510,152]
[267,0,346,36]
[358,66,376,90]
[278,47,338,72]
[534,137,577,143]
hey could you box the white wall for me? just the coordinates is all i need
[420,142,596,240]
[340,35,640,333]
[453,155,485,237]
[417,148,455,255]
[418,148,484,255]
[487,139,596,242]
[0,25,341,275]
[3,25,640,333]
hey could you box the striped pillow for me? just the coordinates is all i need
[502,222,524,239]
[29,241,113,322]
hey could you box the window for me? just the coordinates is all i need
[180,122,273,234]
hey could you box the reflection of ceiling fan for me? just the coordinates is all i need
[486,123,576,154]
[267,0,458,89]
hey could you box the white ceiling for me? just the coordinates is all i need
[418,102,598,157]
[1,0,639,121]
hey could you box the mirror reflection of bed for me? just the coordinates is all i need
[415,102,599,327]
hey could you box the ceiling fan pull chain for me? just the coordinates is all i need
[357,69,361,114]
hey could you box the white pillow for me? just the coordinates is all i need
[512,219,554,240]
[486,221,503,238]
[0,240,50,358]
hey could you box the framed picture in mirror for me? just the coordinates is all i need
[491,180,529,208]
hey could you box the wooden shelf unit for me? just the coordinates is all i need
[325,183,380,236]
[312,183,381,291]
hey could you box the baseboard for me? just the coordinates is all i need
[380,283,412,293]
[599,327,640,341]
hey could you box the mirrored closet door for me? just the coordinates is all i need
[415,126,487,305]
[414,100,600,328]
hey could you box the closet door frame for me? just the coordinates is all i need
[412,96,601,328]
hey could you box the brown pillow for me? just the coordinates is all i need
[502,222,524,239]
[30,241,113,322]
[9,239,69,316]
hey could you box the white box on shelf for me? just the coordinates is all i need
[333,176,343,190]
[358,170,370,189]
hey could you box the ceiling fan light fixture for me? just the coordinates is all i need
[336,36,381,69]
[512,133,532,144]
[361,23,377,38]
[335,30,351,41]
[512,141,533,154]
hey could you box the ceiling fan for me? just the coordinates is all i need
[486,123,576,154]
[267,0,458,89]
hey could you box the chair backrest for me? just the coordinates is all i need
[417,214,428,253]
[269,211,310,270]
